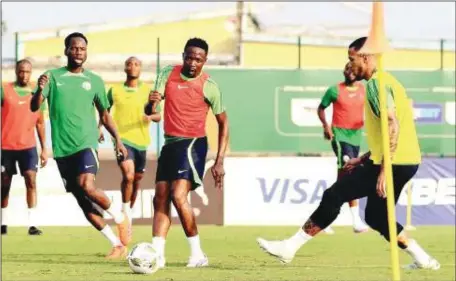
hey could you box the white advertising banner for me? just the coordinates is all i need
[223,157,353,226]
[6,160,211,226]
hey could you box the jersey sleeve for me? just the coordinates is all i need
[366,78,395,117]
[320,85,338,108]
[153,65,174,96]
[93,77,110,111]
[204,79,225,115]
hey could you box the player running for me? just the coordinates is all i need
[145,38,229,268]
[1,59,48,236]
[100,56,160,232]
[317,62,369,234]
[30,32,130,259]
[257,37,440,270]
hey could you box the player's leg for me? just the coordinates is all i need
[364,165,440,270]
[339,142,369,233]
[257,160,379,263]
[1,150,16,235]
[169,137,209,267]
[70,179,126,259]
[18,147,43,235]
[75,149,130,246]
[151,145,172,267]
[56,156,126,259]
[152,181,172,267]
[131,173,143,208]
[128,147,147,218]
[118,145,135,223]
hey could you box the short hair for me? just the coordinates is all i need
[64,32,88,49]
[125,56,141,65]
[349,37,367,51]
[16,59,32,69]
[184,37,209,54]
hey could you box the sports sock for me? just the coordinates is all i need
[152,236,166,257]
[2,208,7,226]
[106,204,125,224]
[350,205,362,225]
[28,208,38,228]
[100,225,122,247]
[287,228,313,250]
[122,202,132,224]
[404,239,431,265]
[187,235,204,258]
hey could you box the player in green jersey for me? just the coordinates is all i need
[31,32,130,259]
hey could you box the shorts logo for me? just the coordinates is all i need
[178,169,188,174]
[82,81,92,91]
[85,165,94,169]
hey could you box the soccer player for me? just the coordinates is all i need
[317,62,369,234]
[257,37,440,270]
[145,38,229,268]
[1,59,47,236]
[30,32,131,259]
[101,56,161,229]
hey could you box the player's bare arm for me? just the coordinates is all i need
[145,90,162,115]
[343,151,372,172]
[387,109,400,157]
[317,104,333,140]
[211,112,229,189]
[30,74,48,112]
[376,109,400,198]
[36,111,48,167]
[95,104,128,159]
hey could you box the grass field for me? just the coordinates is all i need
[2,225,455,281]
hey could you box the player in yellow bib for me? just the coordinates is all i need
[257,37,440,271]
[100,57,160,240]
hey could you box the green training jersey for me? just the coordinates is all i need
[39,67,110,158]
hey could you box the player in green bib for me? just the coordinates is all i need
[317,62,369,234]
[31,32,130,259]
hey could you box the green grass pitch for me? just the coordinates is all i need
[2,225,455,281]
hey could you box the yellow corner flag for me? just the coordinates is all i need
[360,3,401,281]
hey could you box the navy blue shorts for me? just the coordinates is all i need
[331,140,360,168]
[116,143,147,174]
[1,147,39,176]
[55,148,99,192]
[156,137,208,190]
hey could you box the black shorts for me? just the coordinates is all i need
[1,147,39,176]
[116,143,147,174]
[331,140,360,168]
[55,148,99,192]
[156,137,208,190]
[310,159,419,236]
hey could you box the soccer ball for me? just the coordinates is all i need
[127,242,160,274]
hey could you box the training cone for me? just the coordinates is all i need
[359,2,392,54]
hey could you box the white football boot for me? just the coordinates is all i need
[403,257,441,270]
[256,238,297,264]
[186,254,209,268]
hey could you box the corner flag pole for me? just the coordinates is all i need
[359,3,400,281]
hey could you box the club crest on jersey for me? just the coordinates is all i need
[82,81,92,91]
